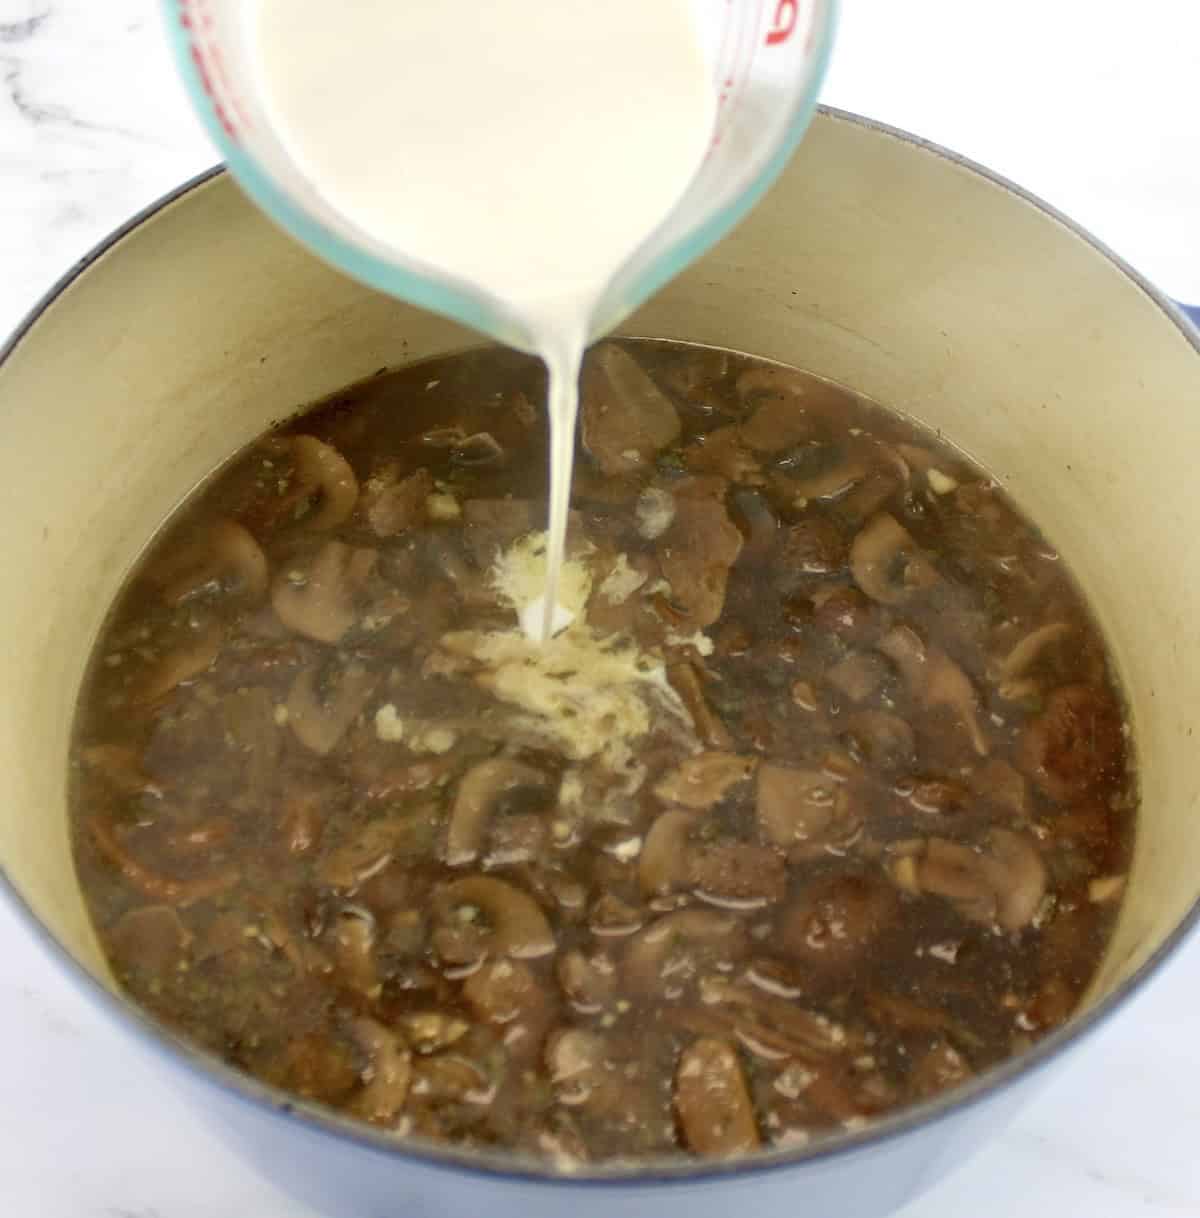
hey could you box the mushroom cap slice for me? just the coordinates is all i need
[653,752,757,811]
[436,876,556,960]
[1016,682,1123,803]
[132,619,225,704]
[850,512,939,605]
[878,625,989,756]
[892,830,1047,931]
[346,1017,411,1123]
[639,808,700,898]
[286,663,377,755]
[581,343,681,476]
[757,763,851,851]
[153,517,269,607]
[675,1039,760,1157]
[623,909,746,994]
[445,760,551,867]
[271,540,376,644]
[289,435,359,531]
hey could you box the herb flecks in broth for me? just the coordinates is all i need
[70,340,1135,1166]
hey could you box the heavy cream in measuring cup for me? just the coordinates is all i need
[254,0,716,639]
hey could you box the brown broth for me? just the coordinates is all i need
[69,340,1135,1165]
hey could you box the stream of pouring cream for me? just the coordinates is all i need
[255,0,716,639]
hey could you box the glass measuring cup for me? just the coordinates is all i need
[163,0,837,352]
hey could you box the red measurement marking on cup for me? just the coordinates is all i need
[766,0,800,45]
[711,2,758,150]
[176,0,241,140]
[715,0,738,116]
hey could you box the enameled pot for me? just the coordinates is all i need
[2,109,1198,1218]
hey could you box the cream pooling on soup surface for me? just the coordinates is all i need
[71,342,1135,1165]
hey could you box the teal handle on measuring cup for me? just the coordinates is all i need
[161,0,837,352]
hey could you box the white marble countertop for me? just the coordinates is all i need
[1,2,1198,1215]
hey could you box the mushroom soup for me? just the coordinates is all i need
[69,340,1135,1164]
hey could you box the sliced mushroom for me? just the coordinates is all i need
[264,1032,360,1105]
[865,991,982,1046]
[811,586,879,643]
[445,760,551,866]
[347,1016,411,1124]
[675,1038,760,1158]
[656,478,743,628]
[756,763,861,856]
[839,469,903,527]
[906,776,970,815]
[624,909,746,994]
[79,744,164,799]
[891,838,991,922]
[908,1039,972,1098]
[461,958,554,1056]
[546,1026,606,1085]
[969,759,1029,818]
[890,829,1046,931]
[419,425,467,448]
[557,949,617,1013]
[435,876,556,959]
[289,435,359,530]
[153,518,269,607]
[689,841,787,910]
[106,904,192,975]
[849,513,940,604]
[88,815,237,906]
[485,813,549,868]
[588,892,645,938]
[667,661,733,750]
[776,869,899,973]
[330,906,378,995]
[878,625,989,756]
[635,486,676,541]
[685,425,762,484]
[826,652,888,703]
[286,662,377,755]
[545,1028,622,1112]
[132,619,225,704]
[729,488,778,562]
[841,710,916,773]
[1016,683,1123,803]
[450,432,505,467]
[986,829,1048,930]
[778,517,848,581]
[279,788,325,855]
[993,622,1072,683]
[736,365,807,406]
[271,540,377,644]
[399,1011,471,1056]
[319,809,437,889]
[653,752,757,810]
[581,343,682,476]
[698,976,849,1056]
[788,450,871,503]
[361,466,432,538]
[735,371,830,451]
[411,1054,493,1105]
[639,808,700,898]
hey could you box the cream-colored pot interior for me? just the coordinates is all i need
[1,111,1198,1014]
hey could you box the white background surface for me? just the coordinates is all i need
[1,1,1198,1215]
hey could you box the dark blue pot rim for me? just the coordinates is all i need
[1,106,1198,1188]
